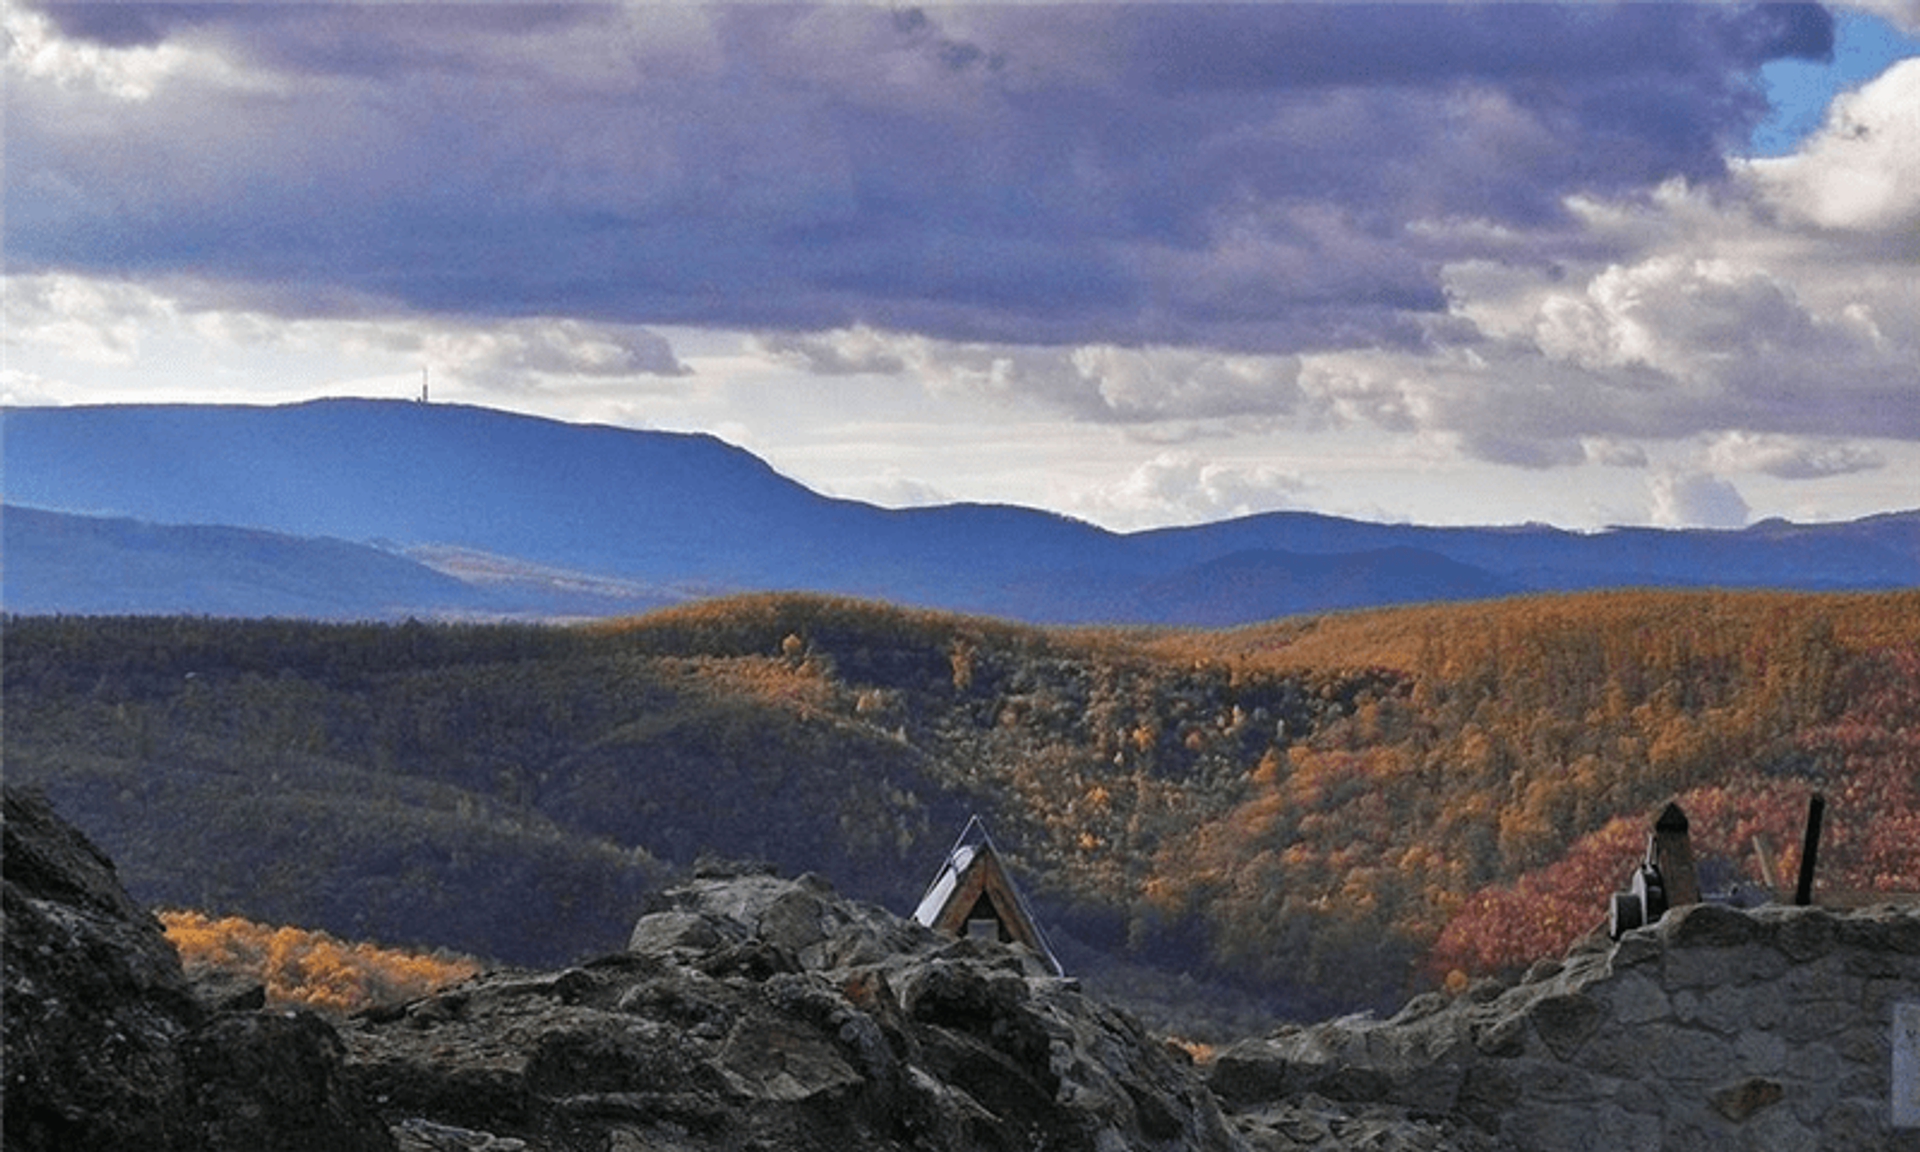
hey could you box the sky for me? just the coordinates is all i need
[4,1,1918,534]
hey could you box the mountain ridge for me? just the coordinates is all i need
[5,399,1915,624]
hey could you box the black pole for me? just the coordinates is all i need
[1794,792,1825,907]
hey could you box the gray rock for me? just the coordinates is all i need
[178,1009,393,1152]
[4,788,202,1151]
[626,911,722,957]
[2,786,394,1152]
[189,968,269,1014]
[347,870,1245,1152]
[393,1117,529,1152]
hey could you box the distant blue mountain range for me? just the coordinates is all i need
[5,400,1916,623]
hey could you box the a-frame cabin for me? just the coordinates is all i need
[912,816,1064,976]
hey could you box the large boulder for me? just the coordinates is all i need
[2,787,391,1152]
[346,867,1245,1152]
[3,786,202,1150]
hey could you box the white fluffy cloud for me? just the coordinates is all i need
[1078,451,1310,529]
[1749,57,1920,232]
[1651,471,1751,528]
[1,273,175,365]
[1416,71,1920,467]
[1526,253,1902,439]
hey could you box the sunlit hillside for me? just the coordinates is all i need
[1134,590,1919,999]
[8,587,1917,1031]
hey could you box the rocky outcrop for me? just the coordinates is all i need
[4,786,202,1149]
[19,780,1914,1152]
[346,864,1244,1152]
[1209,901,1920,1151]
[3,787,391,1152]
[9,786,1452,1152]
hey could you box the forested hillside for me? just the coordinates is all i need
[6,589,1916,1033]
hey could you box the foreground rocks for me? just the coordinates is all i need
[347,865,1243,1152]
[7,782,1240,1152]
[1210,902,1920,1152]
[3,786,391,1152]
[13,782,1917,1152]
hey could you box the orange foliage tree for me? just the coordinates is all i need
[162,910,478,1015]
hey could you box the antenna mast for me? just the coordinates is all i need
[420,366,430,404]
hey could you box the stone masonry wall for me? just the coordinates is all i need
[1210,902,1920,1152]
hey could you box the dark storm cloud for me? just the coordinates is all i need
[32,1,229,47]
[9,2,1833,354]
[36,1,593,60]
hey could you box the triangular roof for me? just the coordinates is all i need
[912,816,1064,976]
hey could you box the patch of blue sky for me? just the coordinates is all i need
[1750,9,1920,157]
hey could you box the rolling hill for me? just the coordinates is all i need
[0,506,677,621]
[6,589,1916,1034]
[0,506,487,618]
[6,399,1915,624]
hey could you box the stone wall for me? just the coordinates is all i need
[1210,901,1920,1151]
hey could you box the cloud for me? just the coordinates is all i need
[0,272,686,400]
[1077,451,1310,530]
[1,272,174,365]
[750,328,911,377]
[421,320,689,392]
[1457,432,1588,471]
[1,2,221,98]
[1117,3,1830,94]
[1747,56,1920,232]
[1584,438,1651,468]
[1704,431,1887,479]
[7,2,1836,355]
[755,328,1304,425]
[1527,253,1890,417]
[0,367,65,407]
[1420,156,1920,460]
[11,0,1913,531]
[1650,471,1751,528]
[1070,346,1304,423]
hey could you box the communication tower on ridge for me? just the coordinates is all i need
[419,366,430,404]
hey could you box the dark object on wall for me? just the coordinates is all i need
[1795,792,1825,907]
[1610,801,1706,940]
[1651,802,1700,909]
[1610,859,1667,940]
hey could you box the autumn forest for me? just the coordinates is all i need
[5,588,1917,1033]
